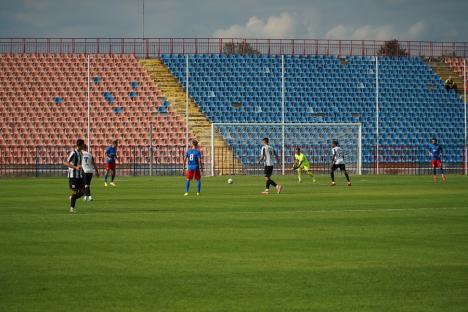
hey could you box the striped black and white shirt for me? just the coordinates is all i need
[261,145,276,167]
[67,149,83,179]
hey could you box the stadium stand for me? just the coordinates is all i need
[0,54,192,164]
[443,58,468,93]
[161,54,465,165]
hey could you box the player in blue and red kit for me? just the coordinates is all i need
[104,140,118,187]
[184,140,203,196]
[428,138,446,183]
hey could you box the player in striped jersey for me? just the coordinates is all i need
[82,144,100,202]
[63,139,86,213]
[330,140,352,187]
[259,138,283,195]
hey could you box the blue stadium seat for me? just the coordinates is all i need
[161,54,464,164]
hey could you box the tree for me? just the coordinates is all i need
[377,39,409,56]
[222,42,261,55]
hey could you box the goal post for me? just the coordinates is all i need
[210,122,362,176]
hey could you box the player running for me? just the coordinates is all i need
[184,140,203,196]
[63,139,86,213]
[429,138,446,183]
[260,138,283,195]
[292,147,316,183]
[330,140,351,187]
[104,140,118,187]
[82,144,100,201]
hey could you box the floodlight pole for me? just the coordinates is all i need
[375,56,380,174]
[281,55,285,175]
[211,123,215,176]
[464,58,467,175]
[149,123,153,176]
[185,54,189,151]
[87,54,91,151]
[358,124,362,175]
[142,0,145,39]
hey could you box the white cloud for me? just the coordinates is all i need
[325,25,347,40]
[352,25,394,40]
[213,12,301,38]
[408,21,428,39]
[326,24,395,40]
[325,22,431,41]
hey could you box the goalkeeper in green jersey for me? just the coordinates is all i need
[292,147,316,183]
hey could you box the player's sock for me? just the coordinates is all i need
[344,172,350,182]
[84,186,90,196]
[297,170,302,182]
[196,180,201,193]
[265,180,270,189]
[111,173,115,182]
[330,171,335,182]
[104,172,109,182]
[269,179,277,187]
[185,180,190,193]
[70,191,83,208]
[70,195,76,208]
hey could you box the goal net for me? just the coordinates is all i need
[210,123,362,176]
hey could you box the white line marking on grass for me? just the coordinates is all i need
[72,206,466,217]
[235,207,464,214]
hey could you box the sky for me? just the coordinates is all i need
[0,0,467,41]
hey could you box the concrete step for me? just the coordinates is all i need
[140,59,242,172]
[428,61,465,96]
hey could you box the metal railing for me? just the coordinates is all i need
[1,38,467,58]
[0,145,464,177]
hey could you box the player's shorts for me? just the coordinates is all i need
[186,169,201,180]
[83,173,93,186]
[299,165,310,171]
[431,159,442,168]
[331,164,346,171]
[264,166,274,177]
[69,178,84,191]
[106,162,116,170]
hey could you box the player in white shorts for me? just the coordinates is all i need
[82,145,100,201]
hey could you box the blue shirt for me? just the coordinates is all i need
[428,144,442,160]
[106,146,117,163]
[186,149,202,171]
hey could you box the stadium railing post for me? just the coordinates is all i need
[35,146,39,178]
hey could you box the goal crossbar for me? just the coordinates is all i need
[210,122,362,176]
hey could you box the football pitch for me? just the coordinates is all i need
[0,175,467,312]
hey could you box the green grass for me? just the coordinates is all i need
[0,175,467,312]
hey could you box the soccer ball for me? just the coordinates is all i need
[227,178,233,184]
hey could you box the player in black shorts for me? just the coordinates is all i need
[64,139,86,213]
[259,138,283,195]
[82,144,100,201]
[330,140,351,187]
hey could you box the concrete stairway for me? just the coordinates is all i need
[428,60,465,97]
[139,58,242,175]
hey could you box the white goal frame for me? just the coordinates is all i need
[210,122,362,176]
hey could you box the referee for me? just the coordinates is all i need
[64,139,86,213]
